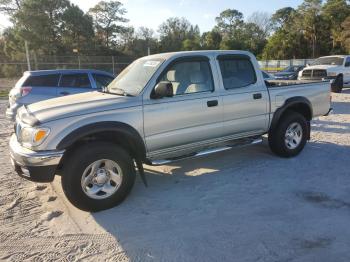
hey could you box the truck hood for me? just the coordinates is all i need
[26,91,139,124]
[303,64,340,70]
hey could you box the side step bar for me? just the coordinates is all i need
[150,137,263,166]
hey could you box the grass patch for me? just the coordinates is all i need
[0,90,9,98]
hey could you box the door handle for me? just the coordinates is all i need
[207,100,218,107]
[60,91,70,96]
[253,93,262,100]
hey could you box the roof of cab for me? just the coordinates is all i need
[24,69,115,77]
[144,50,255,60]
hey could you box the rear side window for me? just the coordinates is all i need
[59,73,91,88]
[218,55,256,89]
[23,74,60,87]
[92,74,114,89]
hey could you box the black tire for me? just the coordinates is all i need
[268,111,308,158]
[61,142,136,212]
[331,75,343,93]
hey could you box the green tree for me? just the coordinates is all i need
[263,6,308,59]
[341,16,350,52]
[247,11,273,38]
[88,1,128,48]
[158,17,200,52]
[215,9,244,37]
[201,30,222,49]
[61,4,94,53]
[322,0,350,52]
[0,0,23,15]
[296,0,327,58]
[271,7,295,29]
[12,0,70,55]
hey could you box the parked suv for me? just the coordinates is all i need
[298,55,350,93]
[10,51,332,211]
[6,69,115,120]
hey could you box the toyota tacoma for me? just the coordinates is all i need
[9,51,332,211]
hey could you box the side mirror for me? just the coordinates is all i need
[151,81,173,99]
[345,62,350,67]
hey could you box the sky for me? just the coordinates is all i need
[1,0,304,32]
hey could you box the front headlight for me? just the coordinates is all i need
[20,126,50,147]
[328,71,337,77]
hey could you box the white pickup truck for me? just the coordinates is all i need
[10,50,332,211]
[298,55,350,93]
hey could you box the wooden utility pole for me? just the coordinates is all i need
[25,41,31,71]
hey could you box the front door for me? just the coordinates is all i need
[143,57,223,157]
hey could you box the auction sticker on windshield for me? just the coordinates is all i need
[144,60,161,67]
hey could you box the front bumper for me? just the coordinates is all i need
[9,134,65,182]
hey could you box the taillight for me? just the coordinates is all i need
[20,86,32,97]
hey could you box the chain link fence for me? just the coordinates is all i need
[0,55,318,78]
[258,59,316,72]
[0,55,133,78]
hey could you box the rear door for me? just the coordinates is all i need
[143,56,224,156]
[217,54,269,137]
[57,73,93,96]
[20,74,60,104]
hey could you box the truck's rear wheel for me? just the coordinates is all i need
[61,142,135,212]
[331,75,343,93]
[268,111,308,158]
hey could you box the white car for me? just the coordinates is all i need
[298,55,350,93]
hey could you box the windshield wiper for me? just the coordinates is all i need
[112,88,134,97]
[101,87,134,97]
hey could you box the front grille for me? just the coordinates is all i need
[313,70,327,78]
[302,69,327,79]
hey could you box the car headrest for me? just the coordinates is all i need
[167,70,178,82]
[190,71,206,84]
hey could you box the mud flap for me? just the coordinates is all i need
[135,159,148,187]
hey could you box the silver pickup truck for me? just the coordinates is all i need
[9,51,332,211]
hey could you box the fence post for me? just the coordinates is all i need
[25,41,31,71]
[33,52,38,70]
[112,56,115,75]
[78,56,81,69]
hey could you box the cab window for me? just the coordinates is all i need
[159,59,214,95]
[218,55,257,89]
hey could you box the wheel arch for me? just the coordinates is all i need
[56,121,146,162]
[270,96,313,133]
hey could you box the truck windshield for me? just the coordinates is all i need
[311,57,344,66]
[107,57,165,96]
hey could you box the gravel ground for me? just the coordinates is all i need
[0,90,349,261]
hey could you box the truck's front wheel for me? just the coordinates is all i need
[61,142,136,212]
[268,111,308,158]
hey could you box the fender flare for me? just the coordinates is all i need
[270,96,313,131]
[56,121,146,161]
